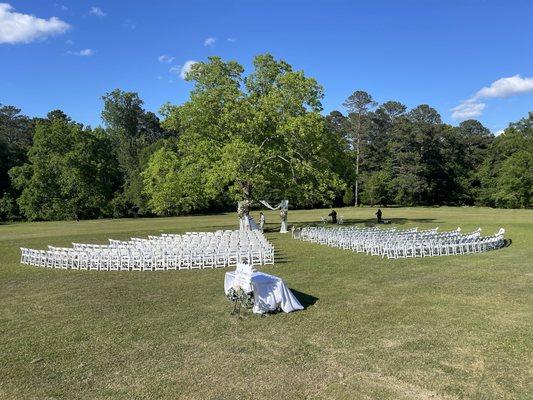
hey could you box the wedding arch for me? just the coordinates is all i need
[259,200,289,233]
[237,199,289,233]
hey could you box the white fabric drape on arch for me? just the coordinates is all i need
[259,200,288,210]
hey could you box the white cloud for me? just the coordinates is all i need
[204,37,216,46]
[451,74,533,120]
[79,48,94,56]
[180,60,198,79]
[0,3,70,44]
[170,60,198,80]
[54,3,68,11]
[451,101,486,120]
[158,54,175,63]
[67,48,95,56]
[472,75,533,100]
[123,19,136,30]
[495,129,505,136]
[89,6,106,17]
[227,37,237,42]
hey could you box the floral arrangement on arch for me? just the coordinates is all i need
[237,200,252,219]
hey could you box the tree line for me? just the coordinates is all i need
[1,54,531,221]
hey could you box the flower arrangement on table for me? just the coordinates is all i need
[227,281,254,316]
[226,287,254,308]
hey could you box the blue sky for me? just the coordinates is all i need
[1,0,532,133]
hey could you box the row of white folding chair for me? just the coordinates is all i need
[362,233,434,255]
[132,242,272,258]
[23,247,213,271]
[382,234,490,259]
[301,226,398,242]
[20,248,45,266]
[326,227,457,247]
[109,237,270,252]
[295,226,503,258]
[360,230,479,257]
[369,230,498,258]
[127,235,267,249]
[22,229,275,271]
[21,244,274,271]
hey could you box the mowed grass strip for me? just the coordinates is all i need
[0,207,532,399]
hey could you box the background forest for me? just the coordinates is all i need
[1,54,531,221]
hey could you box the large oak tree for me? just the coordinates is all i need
[143,54,345,215]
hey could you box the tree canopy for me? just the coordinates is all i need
[0,55,531,221]
[9,112,118,220]
[142,54,346,215]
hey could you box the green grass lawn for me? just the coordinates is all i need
[1,207,532,399]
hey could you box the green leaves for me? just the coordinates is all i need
[11,115,118,220]
[494,150,533,208]
[478,114,533,208]
[226,287,254,309]
[144,54,344,212]
[3,63,532,222]
[142,147,205,215]
[101,89,169,215]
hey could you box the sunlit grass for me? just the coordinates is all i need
[1,206,531,399]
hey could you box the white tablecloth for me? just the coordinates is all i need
[224,271,304,314]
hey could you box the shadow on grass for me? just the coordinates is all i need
[290,289,319,309]
[293,217,437,227]
[263,226,288,233]
[273,246,289,264]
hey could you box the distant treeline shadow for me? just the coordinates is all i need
[299,217,437,227]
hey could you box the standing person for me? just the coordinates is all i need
[376,208,383,223]
[328,209,337,224]
[259,212,266,232]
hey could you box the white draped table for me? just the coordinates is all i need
[224,271,304,314]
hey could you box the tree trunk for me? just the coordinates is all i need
[354,125,361,207]
[243,182,252,202]
[238,182,253,231]
[354,158,359,207]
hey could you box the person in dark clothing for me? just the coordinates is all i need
[328,210,337,224]
[376,208,383,223]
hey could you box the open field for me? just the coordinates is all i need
[1,207,532,399]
